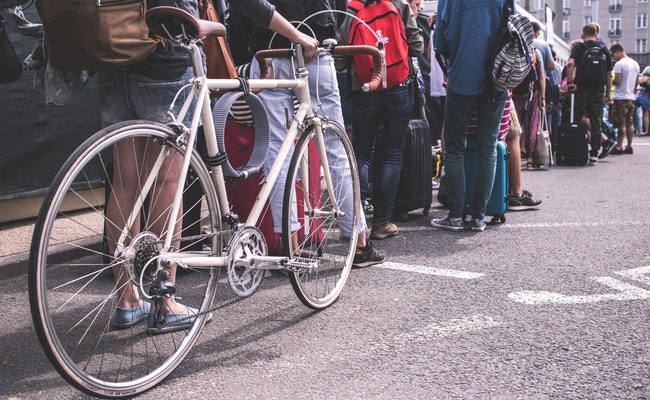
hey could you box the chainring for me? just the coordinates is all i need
[227,226,267,297]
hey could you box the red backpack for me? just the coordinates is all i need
[349,0,410,91]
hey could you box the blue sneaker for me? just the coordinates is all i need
[430,217,464,232]
[146,305,213,334]
[470,219,486,232]
[112,302,151,329]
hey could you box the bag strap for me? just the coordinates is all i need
[199,0,237,80]
[539,106,547,131]
[348,0,364,13]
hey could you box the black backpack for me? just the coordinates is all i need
[512,51,539,97]
[578,43,607,87]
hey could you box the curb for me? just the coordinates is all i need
[0,252,29,280]
[1,236,103,281]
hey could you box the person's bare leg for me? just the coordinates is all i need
[106,139,146,309]
[507,136,522,197]
[624,122,634,149]
[615,123,625,151]
[147,147,186,315]
[106,137,185,313]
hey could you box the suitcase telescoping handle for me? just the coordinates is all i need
[570,93,575,124]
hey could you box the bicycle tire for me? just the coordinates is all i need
[28,121,222,398]
[282,121,359,309]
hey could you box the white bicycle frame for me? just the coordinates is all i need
[120,39,346,275]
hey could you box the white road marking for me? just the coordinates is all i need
[508,277,650,304]
[502,221,648,229]
[396,221,648,231]
[379,261,484,279]
[613,265,650,286]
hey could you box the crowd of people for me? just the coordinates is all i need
[428,12,649,231]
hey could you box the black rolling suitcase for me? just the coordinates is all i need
[556,93,589,166]
[392,85,433,221]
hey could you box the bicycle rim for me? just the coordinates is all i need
[28,121,222,398]
[283,122,359,309]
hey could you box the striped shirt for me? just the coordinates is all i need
[466,92,511,141]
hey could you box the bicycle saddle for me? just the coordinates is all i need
[146,6,226,39]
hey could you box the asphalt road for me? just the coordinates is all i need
[2,137,650,399]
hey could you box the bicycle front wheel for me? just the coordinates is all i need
[28,121,222,398]
[283,121,359,309]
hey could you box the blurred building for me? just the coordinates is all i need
[523,0,649,68]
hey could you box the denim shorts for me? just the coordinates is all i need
[96,68,194,126]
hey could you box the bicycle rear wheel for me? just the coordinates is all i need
[28,121,222,398]
[283,121,359,309]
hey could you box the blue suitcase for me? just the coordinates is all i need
[463,139,508,224]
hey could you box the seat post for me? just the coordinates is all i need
[188,41,206,78]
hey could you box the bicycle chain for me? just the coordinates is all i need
[131,230,226,250]
[154,293,245,328]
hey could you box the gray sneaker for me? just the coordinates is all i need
[352,241,386,268]
[470,218,486,232]
[507,190,542,211]
[430,217,464,232]
[370,221,398,239]
[599,139,617,159]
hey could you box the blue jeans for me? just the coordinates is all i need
[634,102,644,133]
[97,68,194,126]
[251,55,366,237]
[336,70,353,131]
[352,83,414,223]
[443,87,508,220]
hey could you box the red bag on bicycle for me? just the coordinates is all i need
[224,118,323,255]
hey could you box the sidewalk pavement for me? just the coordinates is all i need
[0,219,36,278]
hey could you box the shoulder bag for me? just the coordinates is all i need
[37,0,159,70]
[533,107,553,167]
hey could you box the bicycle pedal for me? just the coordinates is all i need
[285,257,319,273]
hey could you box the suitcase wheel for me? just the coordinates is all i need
[490,214,506,225]
[422,208,429,216]
[397,212,409,222]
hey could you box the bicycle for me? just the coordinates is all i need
[27,6,382,398]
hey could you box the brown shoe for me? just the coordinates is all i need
[370,221,398,240]
[624,146,633,154]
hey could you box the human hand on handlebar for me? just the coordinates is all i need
[293,31,319,63]
[267,10,319,63]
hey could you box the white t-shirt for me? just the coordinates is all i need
[613,56,640,100]
[429,30,446,97]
